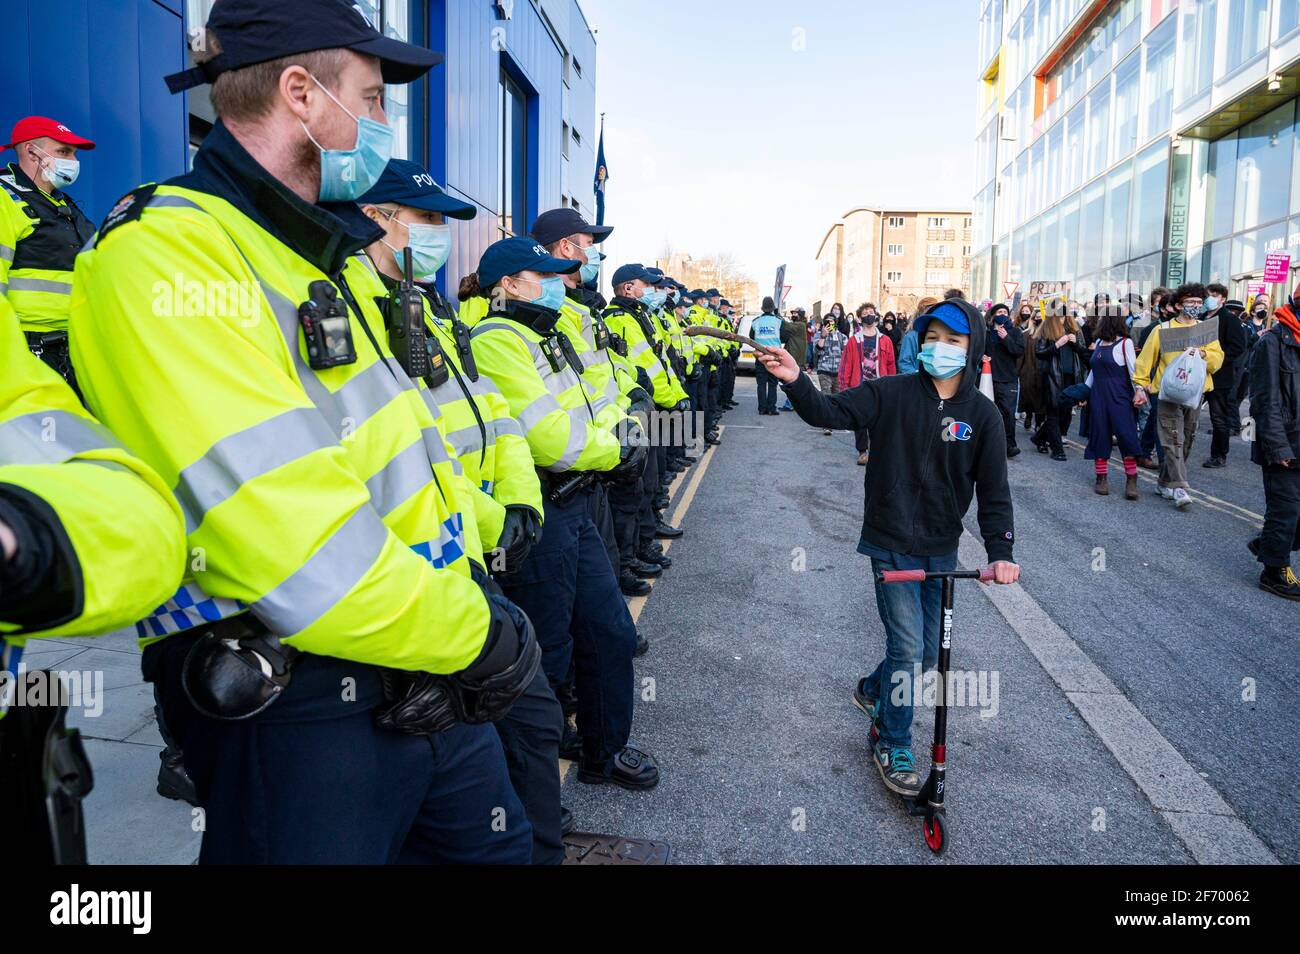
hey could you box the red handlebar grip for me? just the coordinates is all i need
[979,567,997,582]
[880,570,927,584]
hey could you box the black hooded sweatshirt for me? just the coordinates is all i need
[781,298,1015,563]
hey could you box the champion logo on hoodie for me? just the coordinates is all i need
[940,417,973,442]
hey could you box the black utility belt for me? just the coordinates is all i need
[179,615,299,721]
[538,469,598,504]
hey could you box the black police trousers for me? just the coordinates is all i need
[1258,465,1300,568]
[493,668,565,864]
[144,632,532,864]
[499,486,637,764]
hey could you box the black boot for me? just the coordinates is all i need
[559,723,582,761]
[655,519,683,539]
[638,547,671,569]
[619,570,652,596]
[578,745,660,790]
[628,558,662,579]
[1259,566,1300,601]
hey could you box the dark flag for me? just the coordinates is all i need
[774,264,787,309]
[594,114,608,226]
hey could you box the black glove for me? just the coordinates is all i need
[493,505,540,574]
[607,419,648,482]
[454,593,542,724]
[673,398,691,413]
[635,366,655,399]
[626,385,652,409]
[374,670,459,735]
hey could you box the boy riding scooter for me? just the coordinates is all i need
[757,299,1019,796]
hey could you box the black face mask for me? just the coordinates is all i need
[1253,308,1268,319]
[863,315,877,326]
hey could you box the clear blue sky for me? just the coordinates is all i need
[577,0,977,306]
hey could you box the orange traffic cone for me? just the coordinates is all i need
[979,355,995,402]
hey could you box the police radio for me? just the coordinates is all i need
[298,280,357,370]
[387,248,433,380]
[451,317,478,381]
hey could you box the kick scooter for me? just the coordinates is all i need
[870,566,996,855]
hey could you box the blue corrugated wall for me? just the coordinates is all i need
[0,0,188,224]
[1,0,593,296]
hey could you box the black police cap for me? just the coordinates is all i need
[165,0,442,94]
[530,207,614,246]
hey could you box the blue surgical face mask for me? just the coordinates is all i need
[301,74,394,202]
[525,275,567,311]
[641,288,666,311]
[382,212,452,280]
[919,341,967,380]
[1204,295,1221,312]
[579,247,604,284]
[33,146,79,190]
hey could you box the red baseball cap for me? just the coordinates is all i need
[3,116,96,151]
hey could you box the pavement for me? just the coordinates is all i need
[26,374,1294,864]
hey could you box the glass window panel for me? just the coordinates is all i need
[1009,229,1022,282]
[1282,1,1300,37]
[1205,238,1231,286]
[1023,218,1041,281]
[1231,221,1288,276]
[1086,82,1111,181]
[1234,101,1294,232]
[1079,179,1107,275]
[1207,133,1238,240]
[1064,101,1086,193]
[1045,120,1063,207]
[1178,0,1217,103]
[1016,152,1030,226]
[1185,244,1205,283]
[1130,140,1170,259]
[1104,161,1134,268]
[1128,252,1163,300]
[1059,192,1081,280]
[1031,138,1045,216]
[1141,17,1176,143]
[1041,206,1060,278]
[1112,52,1140,162]
[1226,0,1269,74]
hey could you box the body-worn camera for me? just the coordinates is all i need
[298,280,357,370]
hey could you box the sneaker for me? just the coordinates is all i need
[1007,446,1021,459]
[1155,485,1174,500]
[851,678,878,721]
[823,428,833,436]
[872,741,922,797]
[1202,457,1226,468]
[1173,488,1192,509]
[1136,456,1159,471]
[1259,566,1300,602]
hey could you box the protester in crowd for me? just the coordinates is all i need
[1202,286,1247,469]
[1084,311,1143,500]
[777,308,810,411]
[827,302,849,335]
[1017,304,1046,435]
[896,295,938,374]
[1031,308,1089,461]
[943,288,965,300]
[1235,294,1273,435]
[751,296,783,415]
[881,311,904,351]
[840,302,896,464]
[1133,282,1225,510]
[813,316,848,434]
[1247,288,1300,600]
[984,301,1025,459]
[1134,287,1171,470]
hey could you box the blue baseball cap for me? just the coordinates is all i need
[477,236,580,287]
[356,159,477,219]
[706,288,721,298]
[165,0,441,93]
[612,263,657,286]
[914,301,972,337]
[689,288,706,298]
[530,208,613,245]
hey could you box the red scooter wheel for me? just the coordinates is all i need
[923,813,946,854]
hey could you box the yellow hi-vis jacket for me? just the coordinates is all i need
[469,301,622,474]
[558,295,637,428]
[668,307,696,374]
[0,163,96,335]
[603,299,688,409]
[688,304,723,362]
[346,256,542,551]
[458,295,489,328]
[70,184,491,674]
[1,310,185,656]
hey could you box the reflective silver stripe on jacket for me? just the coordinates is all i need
[7,277,72,295]
[0,243,13,263]
[0,410,117,466]
[172,406,336,534]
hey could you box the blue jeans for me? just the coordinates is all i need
[862,550,957,749]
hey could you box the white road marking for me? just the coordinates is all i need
[958,530,1278,864]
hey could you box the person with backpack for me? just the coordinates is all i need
[1133,283,1224,510]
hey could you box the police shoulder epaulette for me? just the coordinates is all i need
[95,183,159,244]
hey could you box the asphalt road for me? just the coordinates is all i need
[561,374,1295,864]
